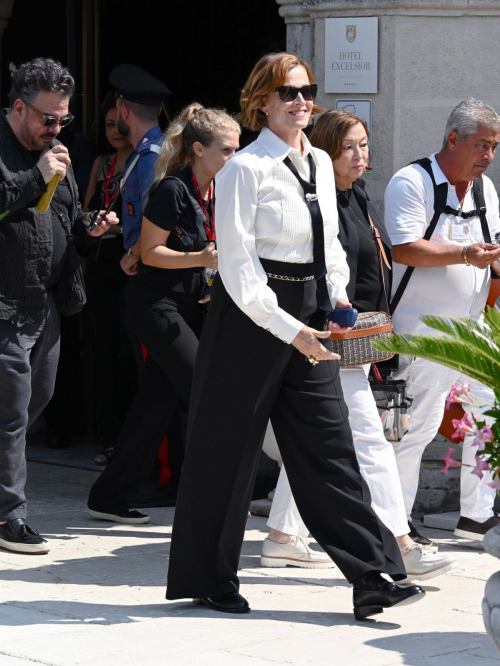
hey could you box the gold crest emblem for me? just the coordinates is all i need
[346,25,356,43]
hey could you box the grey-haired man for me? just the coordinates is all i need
[385,99,500,545]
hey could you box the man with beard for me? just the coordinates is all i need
[109,64,169,276]
[0,57,118,554]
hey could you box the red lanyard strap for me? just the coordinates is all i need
[103,154,118,209]
[192,170,215,242]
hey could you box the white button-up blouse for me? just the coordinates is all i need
[215,127,349,344]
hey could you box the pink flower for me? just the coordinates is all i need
[445,382,472,410]
[471,456,490,480]
[488,472,500,490]
[472,425,495,452]
[451,414,475,441]
[442,447,461,475]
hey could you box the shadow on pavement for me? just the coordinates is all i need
[0,599,400,630]
[366,631,498,664]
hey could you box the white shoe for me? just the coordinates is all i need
[400,543,458,583]
[261,536,335,569]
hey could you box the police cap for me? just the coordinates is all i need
[110,64,170,105]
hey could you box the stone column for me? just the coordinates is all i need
[0,0,14,103]
[276,0,500,211]
[276,0,312,62]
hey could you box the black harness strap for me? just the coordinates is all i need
[390,158,447,315]
[472,177,491,244]
[389,158,495,314]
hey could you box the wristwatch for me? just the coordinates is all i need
[127,247,140,260]
[462,245,470,266]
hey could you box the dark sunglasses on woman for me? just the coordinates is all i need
[274,84,318,102]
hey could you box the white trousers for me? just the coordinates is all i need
[392,356,495,522]
[268,364,409,538]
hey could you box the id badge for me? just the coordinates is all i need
[450,222,471,241]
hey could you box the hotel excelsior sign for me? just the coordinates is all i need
[325,17,378,93]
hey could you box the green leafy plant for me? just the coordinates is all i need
[373,307,500,485]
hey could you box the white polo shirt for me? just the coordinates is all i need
[385,153,500,336]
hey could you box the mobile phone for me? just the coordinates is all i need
[328,307,358,328]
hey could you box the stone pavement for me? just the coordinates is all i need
[1,462,500,666]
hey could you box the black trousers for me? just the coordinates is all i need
[88,277,203,513]
[85,253,136,445]
[166,274,405,600]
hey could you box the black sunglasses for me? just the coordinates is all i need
[274,84,318,102]
[23,100,74,128]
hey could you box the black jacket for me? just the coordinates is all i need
[336,178,392,303]
[0,109,97,324]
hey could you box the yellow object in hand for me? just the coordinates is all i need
[36,174,61,212]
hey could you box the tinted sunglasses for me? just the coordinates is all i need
[274,84,318,102]
[23,100,74,128]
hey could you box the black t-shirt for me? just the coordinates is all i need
[137,169,213,296]
[142,175,213,253]
[339,188,389,313]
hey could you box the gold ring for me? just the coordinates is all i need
[306,355,319,366]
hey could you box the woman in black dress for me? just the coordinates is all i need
[87,103,240,523]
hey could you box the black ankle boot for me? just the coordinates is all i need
[352,572,425,620]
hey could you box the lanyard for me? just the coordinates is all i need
[191,170,215,242]
[103,154,118,209]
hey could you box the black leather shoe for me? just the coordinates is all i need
[353,581,425,620]
[408,521,438,552]
[193,592,250,614]
[0,519,49,554]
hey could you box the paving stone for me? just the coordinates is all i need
[0,462,499,666]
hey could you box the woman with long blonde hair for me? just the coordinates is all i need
[87,103,240,524]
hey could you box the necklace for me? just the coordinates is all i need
[340,190,372,233]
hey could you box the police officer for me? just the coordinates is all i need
[109,64,170,276]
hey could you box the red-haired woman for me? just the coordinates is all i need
[166,53,424,620]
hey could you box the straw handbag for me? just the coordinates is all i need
[330,215,395,367]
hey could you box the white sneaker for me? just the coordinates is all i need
[261,536,335,569]
[400,543,458,583]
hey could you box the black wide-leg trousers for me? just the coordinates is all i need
[166,274,405,601]
[88,280,202,514]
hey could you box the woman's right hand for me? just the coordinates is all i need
[198,242,218,269]
[291,325,341,361]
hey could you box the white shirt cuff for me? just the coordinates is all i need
[264,307,304,344]
[329,285,349,308]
